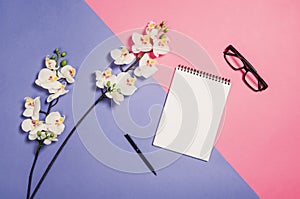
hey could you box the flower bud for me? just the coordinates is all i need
[155,25,160,29]
[54,48,59,53]
[164,28,169,33]
[60,60,67,67]
[61,52,67,57]
[51,55,56,59]
[160,34,167,39]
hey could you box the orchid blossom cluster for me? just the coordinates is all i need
[95,21,170,104]
[21,48,76,145]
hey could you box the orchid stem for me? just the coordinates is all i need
[26,141,43,199]
[29,93,107,199]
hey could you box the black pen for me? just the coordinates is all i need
[124,134,157,176]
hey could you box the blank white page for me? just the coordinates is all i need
[153,66,231,161]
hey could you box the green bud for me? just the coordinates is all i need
[155,25,160,29]
[117,88,121,93]
[106,81,111,87]
[60,60,67,67]
[164,28,169,33]
[37,131,41,136]
[54,48,59,53]
[61,52,67,57]
[51,55,56,59]
[113,83,116,88]
[50,133,55,138]
[160,34,167,39]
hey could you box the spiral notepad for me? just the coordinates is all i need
[153,65,231,161]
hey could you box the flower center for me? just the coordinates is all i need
[126,77,136,86]
[48,75,58,81]
[159,38,168,46]
[55,117,64,125]
[147,21,155,30]
[25,98,34,107]
[69,68,75,77]
[102,69,111,78]
[141,35,150,44]
[31,120,39,126]
[147,59,156,66]
[121,47,129,57]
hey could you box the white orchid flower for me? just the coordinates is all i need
[134,54,158,78]
[146,21,159,38]
[60,65,76,83]
[153,35,170,57]
[132,33,153,53]
[35,68,61,91]
[23,96,41,120]
[21,119,47,141]
[47,83,69,103]
[43,131,58,145]
[45,112,65,135]
[105,72,137,105]
[116,72,137,96]
[110,47,135,65]
[45,57,57,70]
[105,90,124,105]
[95,68,115,89]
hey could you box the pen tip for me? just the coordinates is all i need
[153,171,157,176]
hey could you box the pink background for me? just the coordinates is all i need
[86,0,300,198]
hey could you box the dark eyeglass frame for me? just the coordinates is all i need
[223,45,268,92]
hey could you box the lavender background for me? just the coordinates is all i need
[0,0,258,198]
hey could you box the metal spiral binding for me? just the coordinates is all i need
[177,64,231,85]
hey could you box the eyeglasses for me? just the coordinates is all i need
[223,45,268,92]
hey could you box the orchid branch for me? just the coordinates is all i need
[26,141,43,199]
[30,93,107,199]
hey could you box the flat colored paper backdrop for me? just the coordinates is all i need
[0,0,299,199]
[85,0,300,198]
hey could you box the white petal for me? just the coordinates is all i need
[120,85,137,96]
[41,81,62,90]
[134,44,152,53]
[45,57,57,70]
[134,67,142,77]
[153,40,170,57]
[47,89,69,103]
[23,109,33,118]
[95,71,102,81]
[48,124,65,135]
[113,57,125,65]
[132,32,142,44]
[46,112,61,124]
[36,68,56,82]
[43,139,51,145]
[32,96,41,120]
[105,92,113,99]
[147,28,159,38]
[139,53,149,66]
[116,72,129,82]
[96,79,104,89]
[110,49,122,60]
[132,45,140,53]
[28,133,37,141]
[143,66,158,78]
[140,65,158,78]
[123,53,135,64]
[112,92,124,105]
[21,119,33,132]
[61,65,76,83]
